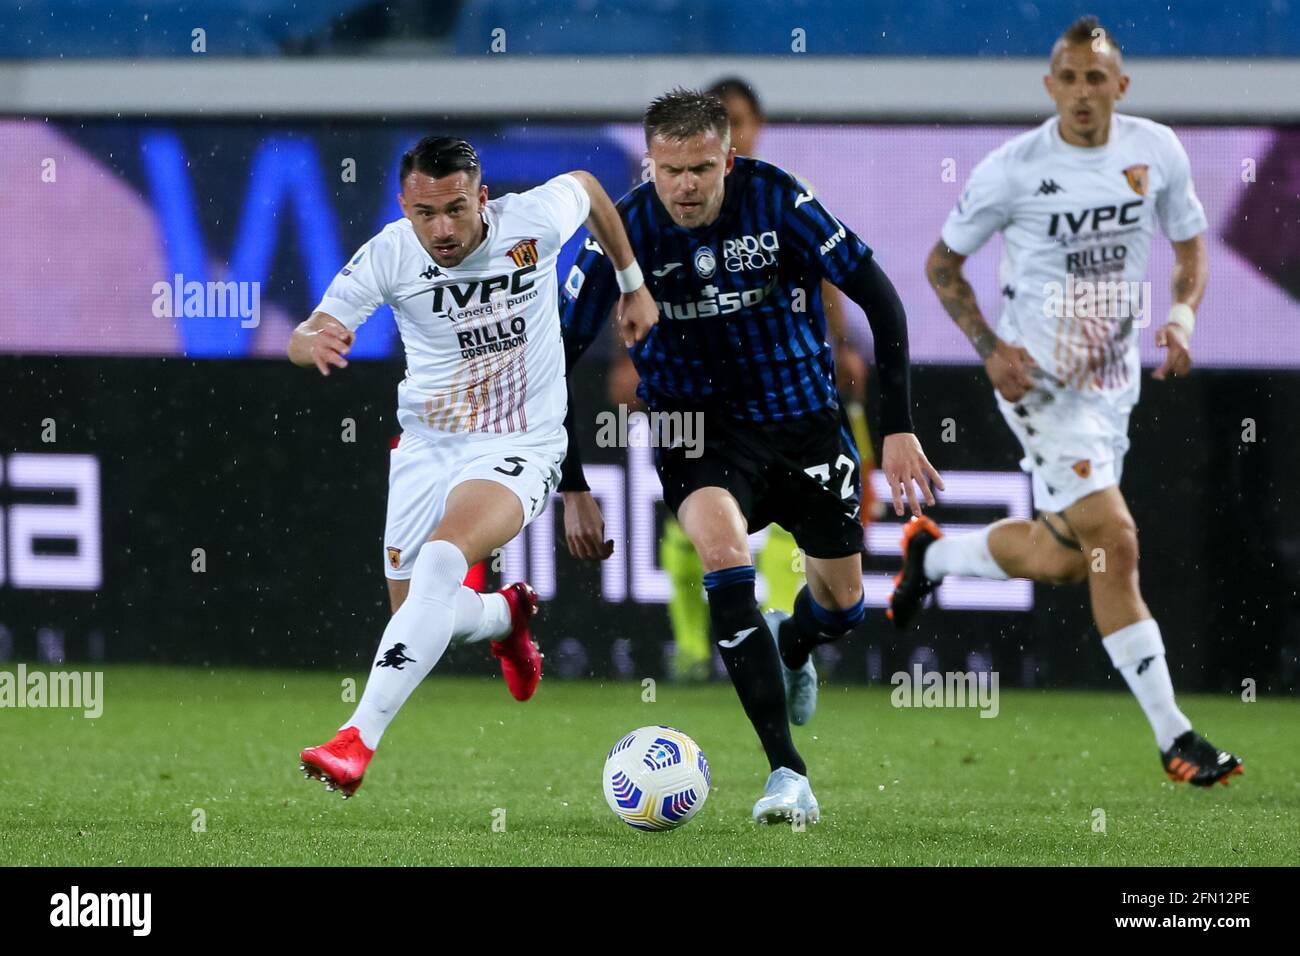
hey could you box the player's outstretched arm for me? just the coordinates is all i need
[288,311,355,377]
[837,255,944,517]
[565,171,658,347]
[1153,234,1207,381]
[925,239,1037,403]
[559,327,616,562]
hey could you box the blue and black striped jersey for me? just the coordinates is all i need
[560,157,873,421]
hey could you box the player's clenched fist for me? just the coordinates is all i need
[881,432,945,518]
[288,313,355,377]
[617,285,659,348]
[984,338,1038,403]
[562,491,615,561]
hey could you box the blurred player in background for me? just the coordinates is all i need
[289,136,656,797]
[892,18,1243,786]
[604,77,882,683]
[561,90,941,823]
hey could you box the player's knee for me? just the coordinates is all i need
[814,575,864,609]
[1087,520,1139,578]
[1040,546,1088,586]
[694,541,752,572]
[795,587,865,638]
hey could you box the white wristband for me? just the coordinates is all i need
[615,261,644,294]
[1167,303,1196,337]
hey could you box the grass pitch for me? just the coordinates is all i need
[2,666,1296,866]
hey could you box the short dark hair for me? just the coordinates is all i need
[399,136,481,186]
[1058,15,1121,55]
[706,76,764,120]
[643,88,730,148]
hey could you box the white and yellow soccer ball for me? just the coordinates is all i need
[602,725,711,831]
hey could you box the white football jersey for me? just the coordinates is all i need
[942,114,1207,398]
[315,173,591,435]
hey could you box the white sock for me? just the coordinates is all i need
[922,526,1009,581]
[345,540,466,749]
[452,588,512,645]
[1102,619,1192,751]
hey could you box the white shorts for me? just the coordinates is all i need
[995,384,1132,514]
[382,420,566,579]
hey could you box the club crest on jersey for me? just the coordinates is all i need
[387,546,402,570]
[1122,164,1149,196]
[693,247,716,278]
[1072,460,1092,479]
[507,238,540,268]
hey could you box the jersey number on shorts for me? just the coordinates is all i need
[804,454,856,499]
[494,456,527,478]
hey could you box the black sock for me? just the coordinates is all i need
[780,586,867,670]
[704,566,805,776]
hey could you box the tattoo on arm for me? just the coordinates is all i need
[928,247,997,361]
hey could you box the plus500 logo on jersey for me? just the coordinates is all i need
[658,274,779,320]
[722,230,779,272]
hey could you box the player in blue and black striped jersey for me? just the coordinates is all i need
[559,89,944,824]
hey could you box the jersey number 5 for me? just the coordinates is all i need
[494,456,526,478]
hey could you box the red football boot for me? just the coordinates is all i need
[491,582,543,701]
[299,726,374,799]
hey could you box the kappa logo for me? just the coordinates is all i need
[507,238,540,268]
[377,643,416,670]
[1122,164,1150,196]
[1036,179,1065,195]
[386,546,402,570]
[419,264,440,280]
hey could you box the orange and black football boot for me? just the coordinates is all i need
[887,516,944,629]
[1161,730,1244,787]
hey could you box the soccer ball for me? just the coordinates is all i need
[602,725,711,831]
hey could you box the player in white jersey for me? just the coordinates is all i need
[890,18,1243,787]
[290,136,657,797]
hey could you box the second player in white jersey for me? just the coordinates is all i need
[942,112,1208,400]
[901,18,1241,790]
[315,173,591,437]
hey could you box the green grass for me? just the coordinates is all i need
[1,666,1296,866]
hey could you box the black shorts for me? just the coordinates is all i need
[654,404,866,560]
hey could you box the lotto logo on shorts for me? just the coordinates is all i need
[1072,460,1092,478]
[386,546,402,569]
